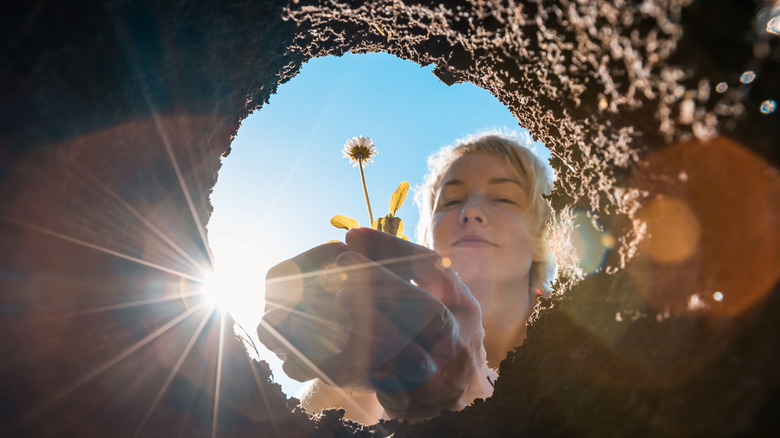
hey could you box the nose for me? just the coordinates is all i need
[459,197,487,225]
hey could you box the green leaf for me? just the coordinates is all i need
[388,182,410,216]
[331,215,360,230]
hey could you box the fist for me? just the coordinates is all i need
[257,228,485,419]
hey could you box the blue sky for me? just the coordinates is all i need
[205,52,546,396]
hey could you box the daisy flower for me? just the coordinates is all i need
[342,136,378,167]
[341,136,378,223]
[331,136,409,239]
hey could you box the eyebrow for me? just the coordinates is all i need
[488,177,525,188]
[441,178,524,188]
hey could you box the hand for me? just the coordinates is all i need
[258,240,362,386]
[342,228,488,420]
[257,228,489,420]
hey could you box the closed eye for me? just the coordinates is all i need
[495,198,517,205]
[442,199,462,207]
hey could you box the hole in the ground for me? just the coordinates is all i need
[206,52,551,416]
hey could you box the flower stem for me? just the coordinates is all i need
[358,160,374,224]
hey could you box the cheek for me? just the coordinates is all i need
[430,213,454,250]
[505,218,534,260]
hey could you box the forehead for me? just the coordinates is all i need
[439,153,522,186]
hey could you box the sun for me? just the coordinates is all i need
[200,270,242,312]
[198,237,271,330]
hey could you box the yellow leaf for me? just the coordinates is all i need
[400,234,409,241]
[331,215,360,230]
[389,181,410,216]
[396,219,405,237]
[373,215,402,236]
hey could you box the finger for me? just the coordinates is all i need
[373,345,471,421]
[265,242,347,312]
[282,351,318,382]
[258,296,351,361]
[344,227,433,272]
[263,320,359,386]
[317,355,370,388]
[289,296,351,359]
[283,348,355,385]
[279,326,369,388]
[272,241,348,274]
[259,316,346,384]
[257,293,300,355]
[369,341,437,392]
[344,228,462,303]
[334,251,471,386]
[334,251,447,365]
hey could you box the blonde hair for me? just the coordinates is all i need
[415,133,557,294]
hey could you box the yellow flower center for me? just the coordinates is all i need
[348,145,372,162]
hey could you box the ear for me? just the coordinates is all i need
[529,280,552,300]
[529,257,557,299]
[530,235,549,263]
[531,286,552,299]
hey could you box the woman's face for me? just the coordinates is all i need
[430,153,534,295]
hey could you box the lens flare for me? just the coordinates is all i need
[760,99,776,114]
[570,210,613,275]
[767,15,779,35]
[637,196,701,264]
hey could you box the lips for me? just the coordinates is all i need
[453,234,496,247]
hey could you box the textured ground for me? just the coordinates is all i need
[1,0,778,436]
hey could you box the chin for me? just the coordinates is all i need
[450,261,492,285]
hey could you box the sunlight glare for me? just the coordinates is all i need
[200,237,270,329]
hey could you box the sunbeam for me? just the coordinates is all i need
[256,72,350,228]
[264,251,438,290]
[71,159,210,274]
[257,319,377,421]
[1,216,205,283]
[212,309,227,438]
[59,292,205,317]
[268,301,357,335]
[154,113,216,269]
[109,12,214,273]
[134,305,216,437]
[244,352,282,438]
[7,301,209,433]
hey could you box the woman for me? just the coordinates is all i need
[258,133,556,424]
